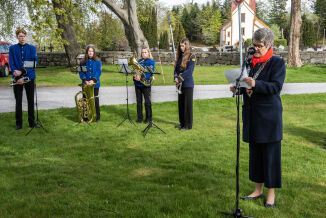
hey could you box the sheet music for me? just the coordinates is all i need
[118,59,131,74]
[224,67,251,88]
[23,61,36,68]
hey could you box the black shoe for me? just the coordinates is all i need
[136,119,143,123]
[144,119,151,124]
[180,127,190,130]
[15,125,22,130]
[241,194,264,200]
[175,124,182,129]
[265,202,275,208]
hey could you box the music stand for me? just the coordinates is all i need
[25,59,47,136]
[117,59,135,127]
[141,66,166,138]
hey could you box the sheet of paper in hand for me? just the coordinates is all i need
[224,67,251,89]
[23,61,37,69]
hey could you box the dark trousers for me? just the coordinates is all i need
[178,87,193,129]
[13,79,35,127]
[135,86,152,121]
[94,88,100,121]
[249,141,282,188]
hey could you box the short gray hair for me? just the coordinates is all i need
[252,28,274,47]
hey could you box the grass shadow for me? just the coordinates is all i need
[285,125,326,149]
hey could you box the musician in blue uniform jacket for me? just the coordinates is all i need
[133,47,155,123]
[79,44,102,122]
[231,28,286,208]
[9,29,38,130]
[174,38,196,130]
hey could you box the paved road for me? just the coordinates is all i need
[1,83,326,113]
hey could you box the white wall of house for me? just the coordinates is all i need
[220,0,268,47]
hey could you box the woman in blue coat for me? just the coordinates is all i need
[231,28,286,208]
[79,44,102,122]
[174,38,196,130]
[133,47,155,123]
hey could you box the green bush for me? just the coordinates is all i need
[274,39,287,48]
[245,38,252,46]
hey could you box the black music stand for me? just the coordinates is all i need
[141,66,166,138]
[25,59,47,136]
[221,50,254,218]
[117,59,135,127]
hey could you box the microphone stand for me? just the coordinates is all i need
[221,50,253,218]
[26,59,47,136]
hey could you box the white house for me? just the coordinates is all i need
[219,0,269,47]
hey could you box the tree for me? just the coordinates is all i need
[301,14,316,47]
[269,0,288,38]
[313,0,326,44]
[288,0,302,67]
[270,24,282,39]
[52,0,81,66]
[138,6,158,48]
[200,4,223,45]
[173,17,186,48]
[159,31,169,49]
[256,0,270,24]
[101,0,149,55]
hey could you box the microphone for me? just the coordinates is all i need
[247,46,256,55]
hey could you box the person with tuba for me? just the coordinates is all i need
[174,38,196,130]
[133,46,155,123]
[9,29,38,130]
[79,44,102,122]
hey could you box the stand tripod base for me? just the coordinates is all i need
[117,113,135,127]
[25,119,47,136]
[142,121,166,137]
[221,208,253,218]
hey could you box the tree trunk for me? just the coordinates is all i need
[288,0,302,67]
[101,0,148,56]
[52,0,81,67]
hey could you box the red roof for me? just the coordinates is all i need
[232,0,256,13]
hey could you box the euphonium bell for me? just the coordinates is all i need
[75,83,97,123]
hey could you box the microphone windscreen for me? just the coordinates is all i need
[247,47,256,55]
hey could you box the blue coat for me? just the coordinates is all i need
[9,43,37,79]
[174,53,196,88]
[79,59,102,88]
[242,55,286,143]
[134,58,155,87]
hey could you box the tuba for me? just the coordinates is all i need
[75,84,97,123]
[128,56,154,87]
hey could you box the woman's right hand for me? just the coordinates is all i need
[230,86,236,93]
[174,78,179,84]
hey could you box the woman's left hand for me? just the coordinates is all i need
[243,77,256,87]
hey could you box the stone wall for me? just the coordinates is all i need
[37,51,326,66]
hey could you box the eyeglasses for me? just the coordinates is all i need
[252,43,265,49]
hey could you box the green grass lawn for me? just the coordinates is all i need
[0,93,325,217]
[1,64,326,87]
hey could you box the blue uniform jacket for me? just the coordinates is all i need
[134,58,155,87]
[79,59,102,88]
[174,53,196,88]
[242,55,286,143]
[9,43,37,79]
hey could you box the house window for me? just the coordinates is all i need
[241,28,245,36]
[227,32,230,37]
[241,13,245,22]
